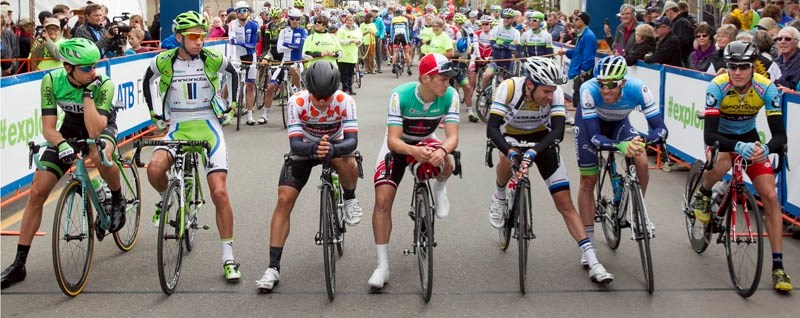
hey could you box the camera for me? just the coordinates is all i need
[34,25,44,37]
[106,12,131,57]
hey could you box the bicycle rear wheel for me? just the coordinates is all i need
[157,181,184,295]
[321,184,337,301]
[475,86,492,123]
[113,156,141,252]
[598,155,621,250]
[52,179,94,297]
[684,160,712,253]
[630,182,654,294]
[725,187,763,298]
[516,181,531,294]
[184,166,203,253]
[415,185,434,303]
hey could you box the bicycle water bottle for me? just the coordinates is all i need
[611,174,623,205]
[710,180,730,214]
[91,178,111,213]
[331,173,341,202]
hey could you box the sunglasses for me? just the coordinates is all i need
[773,36,795,42]
[315,20,326,25]
[695,34,709,39]
[311,94,333,102]
[76,64,97,72]
[288,17,300,21]
[236,8,249,14]
[181,32,207,41]
[423,61,455,76]
[599,80,623,90]
[726,62,752,71]
[529,18,540,22]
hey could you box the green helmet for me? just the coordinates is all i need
[269,7,281,18]
[530,11,545,21]
[294,0,305,8]
[453,13,467,24]
[594,56,627,80]
[59,37,101,65]
[174,10,208,33]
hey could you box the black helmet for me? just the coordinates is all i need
[305,61,341,98]
[723,41,757,63]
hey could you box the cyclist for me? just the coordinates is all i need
[453,13,476,122]
[141,10,243,282]
[468,15,494,98]
[228,1,260,125]
[1,38,123,289]
[691,41,791,293]
[260,8,307,126]
[490,5,502,20]
[368,53,460,289]
[520,11,553,57]
[487,57,614,284]
[480,8,520,92]
[390,8,412,75]
[293,0,311,29]
[257,7,285,62]
[255,61,362,292]
[466,10,479,32]
[574,55,667,267]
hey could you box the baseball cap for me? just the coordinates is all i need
[652,15,672,27]
[418,53,458,77]
[663,1,678,12]
[43,17,61,28]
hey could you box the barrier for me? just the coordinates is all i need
[0,40,226,199]
[783,94,800,218]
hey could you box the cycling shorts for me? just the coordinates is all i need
[487,61,513,73]
[39,122,117,179]
[454,61,468,86]
[269,62,303,86]
[707,130,774,180]
[237,55,257,83]
[156,118,228,175]
[373,134,442,188]
[504,134,570,194]
[393,35,409,47]
[575,108,639,175]
[278,148,354,191]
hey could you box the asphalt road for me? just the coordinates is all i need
[1,67,797,317]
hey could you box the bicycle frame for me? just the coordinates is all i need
[713,156,756,242]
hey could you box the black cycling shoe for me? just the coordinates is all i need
[1,262,26,289]
[108,199,126,233]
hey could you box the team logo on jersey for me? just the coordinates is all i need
[705,93,717,107]
[772,94,782,109]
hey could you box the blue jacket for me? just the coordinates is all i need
[375,19,385,39]
[565,27,597,79]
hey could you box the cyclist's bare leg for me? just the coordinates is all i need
[289,67,301,89]
[701,152,732,190]
[331,157,358,191]
[264,82,277,110]
[753,174,783,253]
[88,141,120,191]
[245,82,256,113]
[146,150,174,193]
[552,190,590,241]
[633,151,649,194]
[269,186,300,247]
[577,174,599,227]
[17,171,58,246]
[495,153,513,186]
[461,79,473,109]
[372,185,398,244]
[434,156,454,181]
[207,172,233,239]
[481,68,494,91]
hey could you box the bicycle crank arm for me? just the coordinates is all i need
[403,248,416,255]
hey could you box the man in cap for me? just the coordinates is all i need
[644,16,682,66]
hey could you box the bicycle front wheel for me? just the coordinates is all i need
[498,195,513,251]
[684,160,712,253]
[281,85,290,129]
[52,179,94,297]
[321,184,337,301]
[113,156,141,252]
[725,187,763,298]
[184,170,202,253]
[157,181,184,295]
[415,185,434,303]
[630,182,654,294]
[516,181,531,294]
[476,86,492,123]
[598,156,621,250]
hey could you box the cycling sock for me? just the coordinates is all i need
[221,238,234,262]
[269,246,283,271]
[343,188,356,201]
[699,185,712,197]
[584,225,594,244]
[772,252,784,271]
[111,189,122,201]
[578,238,599,268]
[376,244,389,269]
[261,108,270,118]
[494,183,506,200]
[15,244,30,264]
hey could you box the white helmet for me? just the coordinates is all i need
[234,1,250,10]
[468,10,478,18]
[288,8,303,18]
[521,57,567,86]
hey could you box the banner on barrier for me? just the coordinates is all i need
[783,96,800,218]
[626,63,662,133]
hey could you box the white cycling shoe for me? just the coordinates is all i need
[488,195,507,229]
[343,198,363,226]
[589,264,614,284]
[368,267,390,289]
[256,267,280,292]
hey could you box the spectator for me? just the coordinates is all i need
[752,0,765,12]
[557,11,595,114]
[224,12,237,35]
[721,14,743,30]
[662,1,694,65]
[160,33,177,49]
[772,0,794,24]
[546,12,564,42]
[788,0,800,19]
[302,15,342,67]
[730,0,761,30]
[16,18,33,60]
[209,17,226,38]
[338,14,361,94]
[761,4,784,25]
[219,10,227,20]
[677,1,698,25]
[72,4,120,57]
[0,14,18,75]
[29,17,63,70]
[757,17,779,33]
[149,13,160,40]
[625,23,657,65]
[688,23,716,70]
[644,16,683,66]
[130,15,151,41]
[123,28,153,54]
[372,7,384,73]
[707,24,738,73]
[647,0,665,9]
[773,26,800,90]
[747,30,783,79]
[644,7,661,25]
[360,14,376,73]
[560,22,575,44]
[38,11,52,25]
[52,4,70,16]
[605,4,638,56]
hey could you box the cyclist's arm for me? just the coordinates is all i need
[386,93,417,155]
[532,94,566,154]
[702,84,738,151]
[764,85,787,151]
[440,91,460,153]
[331,96,359,156]
[543,33,554,56]
[287,99,319,156]
[142,63,158,113]
[580,88,619,150]
[243,22,259,49]
[639,85,668,144]
[221,58,239,103]
[40,73,65,145]
[83,78,114,138]
[487,80,513,154]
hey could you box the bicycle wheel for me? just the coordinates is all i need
[684,160,712,253]
[630,182,655,294]
[475,86,492,123]
[157,181,184,295]
[52,179,94,297]
[415,185,434,303]
[516,181,531,294]
[597,155,621,250]
[321,184,337,301]
[184,166,203,253]
[355,64,363,88]
[281,84,290,129]
[725,187,763,298]
[498,189,513,251]
[112,156,141,252]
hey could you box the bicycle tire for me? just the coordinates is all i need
[630,182,655,294]
[321,184,337,301]
[52,179,94,297]
[725,186,763,298]
[112,156,142,252]
[355,64,362,88]
[281,84,290,129]
[184,164,202,253]
[333,183,345,257]
[415,185,434,303]
[498,188,513,251]
[517,180,531,294]
[157,181,184,295]
[475,86,492,123]
[684,160,712,253]
[598,154,621,250]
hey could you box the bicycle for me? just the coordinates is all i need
[354,59,364,89]
[133,139,211,295]
[485,139,550,294]
[28,137,142,297]
[594,145,657,293]
[254,61,270,117]
[280,152,364,300]
[384,149,462,303]
[683,138,786,297]
[392,44,410,78]
[476,62,516,123]
[232,61,247,131]
[268,62,301,129]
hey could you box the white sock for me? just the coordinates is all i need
[494,183,506,200]
[376,244,389,269]
[221,238,234,262]
[466,107,474,113]
[584,225,594,244]
[579,239,599,268]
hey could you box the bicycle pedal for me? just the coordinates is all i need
[314,232,323,245]
[619,219,631,228]
[403,249,414,255]
[407,211,415,221]
[432,241,437,247]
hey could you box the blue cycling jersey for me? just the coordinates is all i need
[277,26,307,62]
[705,72,782,135]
